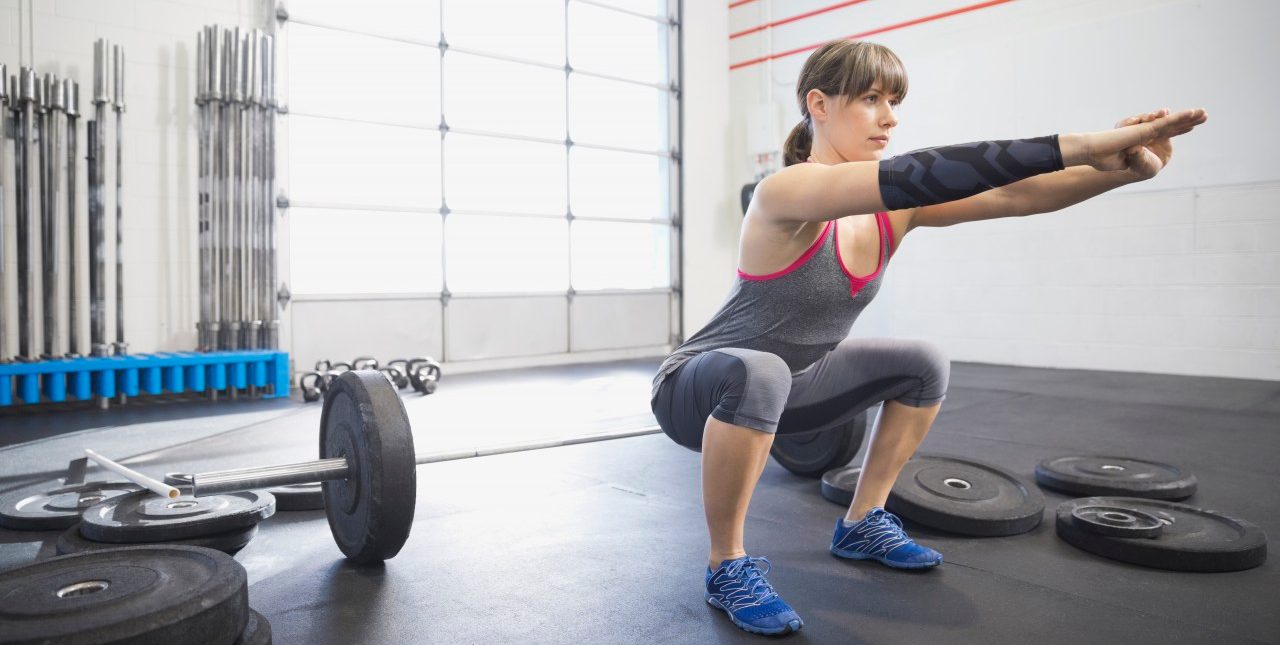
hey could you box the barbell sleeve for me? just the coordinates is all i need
[192,457,350,496]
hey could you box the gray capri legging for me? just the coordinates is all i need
[651,337,950,451]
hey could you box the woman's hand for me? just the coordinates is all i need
[1076,107,1207,173]
[1113,108,1174,181]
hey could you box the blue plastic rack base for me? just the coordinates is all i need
[0,350,290,407]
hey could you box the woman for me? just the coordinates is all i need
[649,40,1206,636]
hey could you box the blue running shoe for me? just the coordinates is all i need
[705,556,803,636]
[830,507,943,569]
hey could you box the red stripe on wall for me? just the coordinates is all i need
[729,0,760,8]
[729,0,1017,71]
[731,0,874,40]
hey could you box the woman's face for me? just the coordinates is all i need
[807,82,900,164]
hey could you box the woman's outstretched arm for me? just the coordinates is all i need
[908,108,1197,229]
[755,107,1206,225]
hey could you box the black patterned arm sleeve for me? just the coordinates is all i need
[878,134,1065,211]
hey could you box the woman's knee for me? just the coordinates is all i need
[653,349,793,451]
[707,349,793,432]
[904,340,950,405]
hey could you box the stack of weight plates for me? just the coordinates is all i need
[1036,454,1266,572]
[0,545,273,644]
[1055,496,1267,572]
[56,489,276,556]
[0,479,143,531]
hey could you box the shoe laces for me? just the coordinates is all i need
[721,556,779,606]
[864,508,906,535]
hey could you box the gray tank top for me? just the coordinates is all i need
[651,210,896,402]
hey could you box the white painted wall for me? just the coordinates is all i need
[715,0,1279,381]
[679,0,737,337]
[6,0,1275,385]
[0,0,267,359]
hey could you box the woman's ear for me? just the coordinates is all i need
[806,89,829,124]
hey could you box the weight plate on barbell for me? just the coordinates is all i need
[57,522,259,556]
[1035,455,1197,500]
[1055,496,1267,572]
[0,480,143,530]
[0,545,248,645]
[888,454,1044,536]
[79,490,276,543]
[1068,503,1164,539]
[320,370,417,564]
[769,414,867,478]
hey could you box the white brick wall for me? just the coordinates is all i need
[723,0,1280,381]
[0,0,264,357]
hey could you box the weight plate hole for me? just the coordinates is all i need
[1100,464,1126,471]
[57,580,110,598]
[79,495,103,504]
[166,501,198,509]
[943,478,971,490]
[1100,512,1134,523]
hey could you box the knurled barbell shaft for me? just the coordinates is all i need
[188,425,662,497]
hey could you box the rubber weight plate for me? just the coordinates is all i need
[57,522,259,557]
[0,480,143,530]
[888,454,1044,536]
[1068,504,1163,539]
[769,413,867,478]
[233,609,272,645]
[1035,455,1197,500]
[269,483,325,511]
[1056,497,1267,572]
[79,490,275,543]
[0,545,248,645]
[320,370,417,564]
[820,466,863,507]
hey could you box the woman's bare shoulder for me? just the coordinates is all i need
[736,211,824,275]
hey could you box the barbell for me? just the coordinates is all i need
[169,370,657,564]
[91,369,856,565]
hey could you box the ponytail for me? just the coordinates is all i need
[782,117,812,167]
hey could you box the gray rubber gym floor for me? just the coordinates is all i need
[1,358,1277,643]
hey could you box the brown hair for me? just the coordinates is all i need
[782,40,908,166]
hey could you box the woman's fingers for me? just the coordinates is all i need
[1148,108,1207,139]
